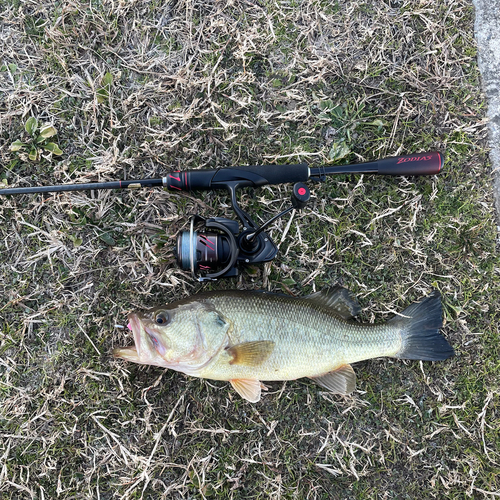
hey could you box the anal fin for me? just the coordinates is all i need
[230,379,263,403]
[310,364,356,394]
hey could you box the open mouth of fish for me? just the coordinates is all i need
[113,314,168,362]
[113,314,146,362]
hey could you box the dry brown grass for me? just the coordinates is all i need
[0,0,499,499]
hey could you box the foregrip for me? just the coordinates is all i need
[376,151,443,176]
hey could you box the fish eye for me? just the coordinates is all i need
[155,311,170,325]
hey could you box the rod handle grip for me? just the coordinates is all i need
[377,151,444,176]
[166,164,310,191]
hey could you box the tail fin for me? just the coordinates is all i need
[389,291,454,361]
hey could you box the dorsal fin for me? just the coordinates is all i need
[306,286,361,319]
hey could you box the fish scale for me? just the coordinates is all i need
[114,288,454,403]
[195,292,401,381]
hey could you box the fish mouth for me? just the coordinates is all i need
[127,313,144,356]
[114,313,173,368]
[112,345,140,362]
[113,313,144,362]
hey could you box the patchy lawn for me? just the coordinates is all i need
[0,1,498,498]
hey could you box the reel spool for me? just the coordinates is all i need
[176,216,239,280]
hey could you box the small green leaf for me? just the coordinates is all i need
[8,63,17,73]
[188,470,200,488]
[96,88,108,103]
[25,117,38,135]
[28,147,39,161]
[10,139,26,152]
[319,100,335,111]
[445,302,463,318]
[282,278,297,286]
[329,105,344,120]
[68,234,83,247]
[39,125,57,139]
[366,119,386,128]
[329,141,350,161]
[246,265,261,277]
[43,142,63,155]
[102,71,113,87]
[100,232,116,246]
[96,72,114,103]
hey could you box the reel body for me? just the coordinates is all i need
[175,182,310,281]
[176,216,279,280]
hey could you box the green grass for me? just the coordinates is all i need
[0,0,499,498]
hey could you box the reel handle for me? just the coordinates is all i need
[291,183,310,209]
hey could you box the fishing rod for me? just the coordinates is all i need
[0,151,443,281]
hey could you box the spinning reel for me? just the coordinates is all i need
[175,183,311,281]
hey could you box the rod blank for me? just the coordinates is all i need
[0,178,164,195]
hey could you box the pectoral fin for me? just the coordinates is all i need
[226,340,275,367]
[310,364,356,394]
[230,379,263,403]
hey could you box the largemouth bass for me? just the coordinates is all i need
[113,287,454,402]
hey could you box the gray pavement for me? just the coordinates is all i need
[474,0,500,231]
